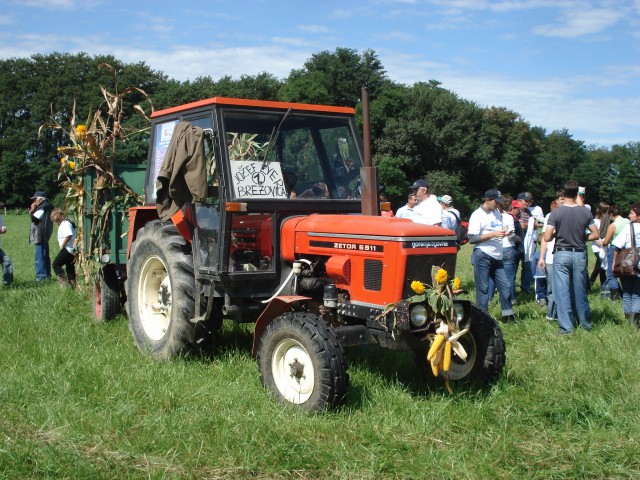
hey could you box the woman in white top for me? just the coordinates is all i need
[51,208,77,287]
[612,203,640,327]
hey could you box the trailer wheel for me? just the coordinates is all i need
[257,312,349,411]
[126,220,199,360]
[416,305,505,384]
[93,266,120,323]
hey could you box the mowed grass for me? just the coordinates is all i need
[1,213,639,479]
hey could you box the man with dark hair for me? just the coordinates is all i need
[543,180,599,334]
[396,193,418,219]
[468,189,515,322]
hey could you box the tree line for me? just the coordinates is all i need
[0,49,637,216]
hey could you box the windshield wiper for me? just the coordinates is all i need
[262,107,292,167]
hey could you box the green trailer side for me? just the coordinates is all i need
[83,164,146,266]
[85,164,146,323]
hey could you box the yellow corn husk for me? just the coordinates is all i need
[442,341,452,372]
[427,334,445,361]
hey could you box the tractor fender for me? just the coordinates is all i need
[251,295,311,357]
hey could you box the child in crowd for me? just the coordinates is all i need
[50,208,77,287]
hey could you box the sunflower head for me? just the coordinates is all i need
[435,269,448,285]
[453,277,461,291]
[411,280,426,295]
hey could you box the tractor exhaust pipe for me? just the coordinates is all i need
[360,87,380,217]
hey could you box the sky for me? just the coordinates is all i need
[1,0,639,148]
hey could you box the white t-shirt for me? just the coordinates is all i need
[57,220,76,253]
[542,215,555,264]
[501,211,516,248]
[412,195,443,226]
[529,205,544,222]
[468,206,504,259]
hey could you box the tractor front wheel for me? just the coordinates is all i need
[257,312,349,411]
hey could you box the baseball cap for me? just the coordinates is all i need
[511,200,521,208]
[30,191,46,200]
[410,179,428,189]
[517,192,533,201]
[439,194,453,205]
[485,189,505,202]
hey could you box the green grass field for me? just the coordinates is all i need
[1,213,638,479]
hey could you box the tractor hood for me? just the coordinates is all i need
[281,214,456,262]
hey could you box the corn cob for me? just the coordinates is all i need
[427,334,445,361]
[442,341,452,372]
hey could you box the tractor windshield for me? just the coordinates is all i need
[222,110,362,200]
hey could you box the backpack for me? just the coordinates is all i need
[449,212,468,247]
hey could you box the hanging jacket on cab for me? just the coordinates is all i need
[155,122,208,221]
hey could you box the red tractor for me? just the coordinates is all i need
[122,96,505,411]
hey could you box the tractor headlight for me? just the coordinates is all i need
[409,304,428,328]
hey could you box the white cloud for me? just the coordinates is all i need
[296,24,331,33]
[532,8,622,37]
[0,15,12,25]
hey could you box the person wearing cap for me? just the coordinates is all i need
[517,191,541,296]
[468,189,516,322]
[29,191,54,281]
[0,205,14,286]
[410,179,442,226]
[543,180,599,335]
[438,195,460,232]
[396,193,417,219]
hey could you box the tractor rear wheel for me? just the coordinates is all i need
[257,312,349,411]
[126,220,201,360]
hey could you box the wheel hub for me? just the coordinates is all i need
[289,359,305,379]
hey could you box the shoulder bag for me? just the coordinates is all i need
[612,224,639,277]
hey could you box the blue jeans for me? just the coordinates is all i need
[472,249,515,318]
[35,243,51,281]
[603,246,620,295]
[553,250,592,333]
[0,248,13,285]
[521,258,533,294]
[488,246,517,305]
[620,276,640,314]
[546,264,557,319]
[531,250,548,301]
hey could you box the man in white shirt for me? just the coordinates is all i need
[410,179,442,226]
[468,189,515,322]
[396,193,417,219]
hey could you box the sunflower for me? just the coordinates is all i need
[76,124,87,139]
[453,277,461,291]
[435,268,448,285]
[411,280,426,295]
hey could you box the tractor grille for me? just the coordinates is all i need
[364,259,383,291]
[402,254,457,298]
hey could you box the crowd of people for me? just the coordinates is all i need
[390,178,640,333]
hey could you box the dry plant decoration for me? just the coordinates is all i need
[39,63,152,286]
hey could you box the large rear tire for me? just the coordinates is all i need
[416,305,505,384]
[126,220,199,360]
[93,266,120,323]
[257,312,349,411]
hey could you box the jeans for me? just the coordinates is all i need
[35,243,51,281]
[488,246,517,305]
[472,249,515,318]
[521,259,533,294]
[620,276,640,314]
[546,264,557,319]
[531,250,547,301]
[553,250,592,333]
[603,245,620,295]
[0,248,13,285]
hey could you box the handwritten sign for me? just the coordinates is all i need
[230,161,288,199]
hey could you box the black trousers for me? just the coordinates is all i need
[53,248,76,281]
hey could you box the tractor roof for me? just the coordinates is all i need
[151,96,355,119]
